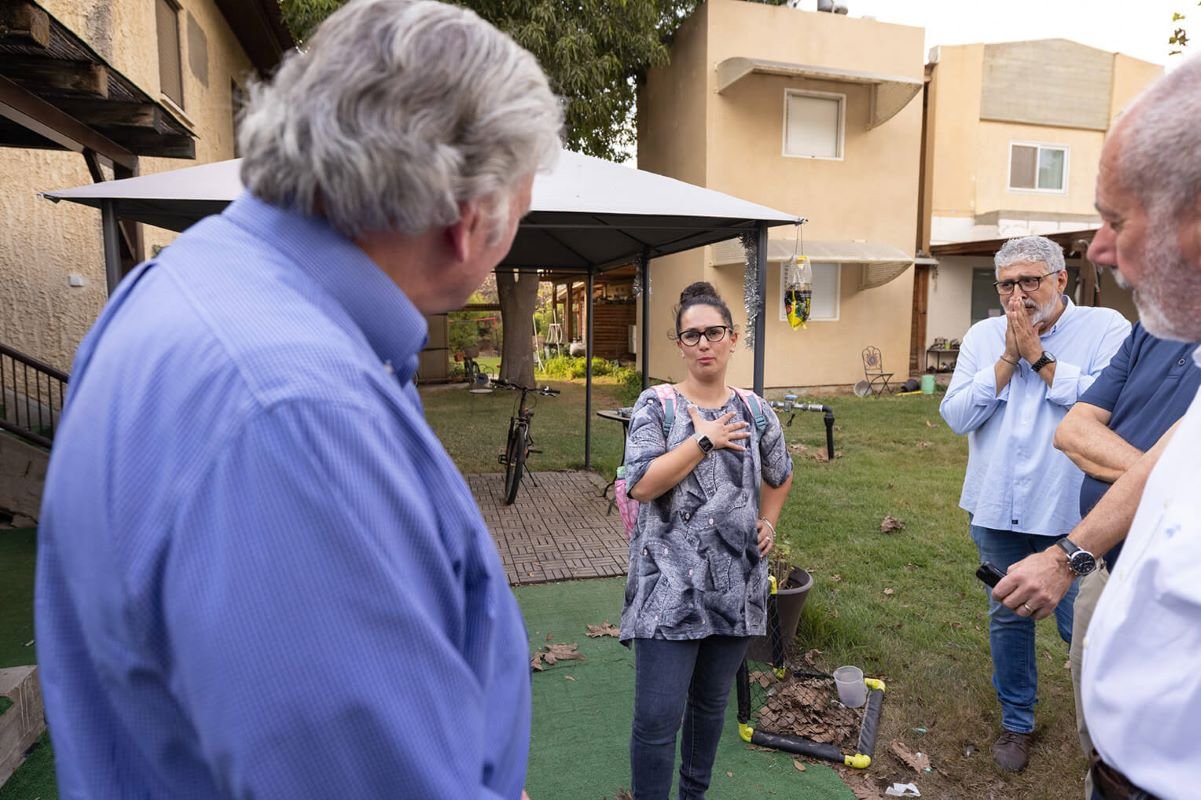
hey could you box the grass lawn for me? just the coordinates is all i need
[1,384,1085,800]
[423,383,1086,800]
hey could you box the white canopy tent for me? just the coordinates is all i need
[44,150,799,466]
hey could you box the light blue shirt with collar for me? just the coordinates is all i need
[940,296,1130,535]
[36,193,530,799]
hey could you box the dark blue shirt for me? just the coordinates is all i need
[36,193,530,799]
[1077,323,1201,565]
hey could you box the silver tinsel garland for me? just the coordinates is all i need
[631,253,644,297]
[740,232,760,351]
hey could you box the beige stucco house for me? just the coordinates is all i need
[1,0,292,373]
[915,39,1160,373]
[637,0,926,391]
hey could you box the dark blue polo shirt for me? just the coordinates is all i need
[1077,323,1201,565]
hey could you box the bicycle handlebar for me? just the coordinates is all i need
[492,379,560,397]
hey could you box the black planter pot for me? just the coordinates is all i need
[747,566,814,663]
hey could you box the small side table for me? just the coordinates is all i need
[596,409,633,510]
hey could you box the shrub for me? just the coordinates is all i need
[538,356,622,380]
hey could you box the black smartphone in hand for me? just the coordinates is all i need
[976,561,1007,588]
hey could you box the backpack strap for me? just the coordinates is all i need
[731,387,768,435]
[651,384,677,439]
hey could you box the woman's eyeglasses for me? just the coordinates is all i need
[993,271,1056,295]
[677,325,732,346]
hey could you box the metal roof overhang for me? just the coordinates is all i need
[716,57,923,129]
[930,229,1098,259]
[710,237,916,289]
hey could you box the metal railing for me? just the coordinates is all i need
[0,343,68,449]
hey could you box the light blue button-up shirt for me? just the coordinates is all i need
[940,298,1130,535]
[36,193,530,799]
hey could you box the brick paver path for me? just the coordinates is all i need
[467,470,628,586]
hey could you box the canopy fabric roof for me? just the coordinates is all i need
[715,57,922,129]
[43,150,799,272]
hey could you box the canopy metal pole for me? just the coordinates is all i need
[753,223,768,395]
[640,246,651,390]
[584,269,595,468]
[101,200,122,295]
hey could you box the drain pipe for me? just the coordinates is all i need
[771,394,836,461]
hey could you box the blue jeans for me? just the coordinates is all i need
[970,524,1078,735]
[631,636,749,800]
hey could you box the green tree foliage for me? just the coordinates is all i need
[1170,2,1199,54]
[278,0,785,160]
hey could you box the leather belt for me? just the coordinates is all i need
[1090,751,1159,800]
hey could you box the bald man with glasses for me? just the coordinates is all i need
[940,235,1130,773]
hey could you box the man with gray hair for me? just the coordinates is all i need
[940,235,1129,772]
[35,2,561,798]
[1073,54,1201,800]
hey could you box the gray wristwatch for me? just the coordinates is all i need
[1031,351,1057,373]
[693,433,714,454]
[1056,538,1097,577]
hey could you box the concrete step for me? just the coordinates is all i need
[0,666,46,788]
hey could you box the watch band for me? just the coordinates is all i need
[1031,351,1056,373]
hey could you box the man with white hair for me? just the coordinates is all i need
[940,235,1129,772]
[35,2,561,798]
[1075,54,1201,800]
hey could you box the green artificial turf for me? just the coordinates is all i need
[516,577,854,799]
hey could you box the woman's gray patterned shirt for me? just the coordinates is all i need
[619,387,793,642]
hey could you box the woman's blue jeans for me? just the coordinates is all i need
[631,636,749,800]
[971,524,1078,735]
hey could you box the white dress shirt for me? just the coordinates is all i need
[1082,345,1201,800]
[940,298,1130,534]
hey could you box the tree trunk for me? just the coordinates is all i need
[497,269,539,386]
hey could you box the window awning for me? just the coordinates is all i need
[709,237,916,289]
[716,57,922,129]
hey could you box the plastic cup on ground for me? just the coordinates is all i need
[833,665,867,708]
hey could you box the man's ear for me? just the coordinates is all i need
[1183,197,1201,269]
[446,199,483,263]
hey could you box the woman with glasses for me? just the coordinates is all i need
[618,282,794,799]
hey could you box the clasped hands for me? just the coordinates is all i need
[1002,293,1046,366]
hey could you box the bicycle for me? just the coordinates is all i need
[493,379,560,504]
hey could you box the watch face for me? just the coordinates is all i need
[697,435,714,453]
[1068,551,1097,576]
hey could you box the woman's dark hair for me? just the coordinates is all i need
[674,281,734,334]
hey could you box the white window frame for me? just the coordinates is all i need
[1007,141,1069,194]
[779,261,840,323]
[782,89,845,161]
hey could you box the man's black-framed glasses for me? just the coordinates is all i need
[677,325,732,346]
[993,271,1057,295]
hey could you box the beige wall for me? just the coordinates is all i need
[637,3,709,185]
[0,0,255,371]
[1110,54,1164,122]
[974,122,1103,217]
[638,0,925,390]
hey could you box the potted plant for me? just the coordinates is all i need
[747,535,813,663]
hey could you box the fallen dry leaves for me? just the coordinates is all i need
[879,515,906,534]
[586,622,620,638]
[889,740,932,773]
[747,671,859,747]
[530,642,585,672]
[841,770,886,800]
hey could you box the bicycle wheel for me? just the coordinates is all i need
[503,424,527,505]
